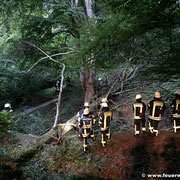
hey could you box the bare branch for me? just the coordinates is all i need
[120,65,128,81]
[113,87,139,95]
[124,66,139,82]
[106,78,118,98]
[53,63,65,129]
[25,42,58,63]
[25,41,66,130]
[23,42,73,73]
[40,51,74,61]
[109,99,118,106]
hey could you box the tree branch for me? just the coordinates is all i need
[53,63,65,129]
[23,42,73,73]
[106,78,118,98]
[25,41,66,130]
[124,66,139,82]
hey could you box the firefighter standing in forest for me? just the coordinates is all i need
[148,92,165,136]
[171,90,180,133]
[133,94,146,136]
[79,108,95,152]
[76,102,95,138]
[98,102,112,147]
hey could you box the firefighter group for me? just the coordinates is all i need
[2,90,179,152]
[76,90,180,152]
[76,98,112,152]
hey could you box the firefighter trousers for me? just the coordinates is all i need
[100,127,110,147]
[134,118,146,135]
[82,131,95,152]
[148,119,159,135]
[173,117,180,133]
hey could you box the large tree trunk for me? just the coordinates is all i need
[70,0,95,103]
[80,68,95,102]
[81,0,95,102]
[84,0,94,19]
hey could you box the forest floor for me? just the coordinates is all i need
[1,129,179,180]
[0,84,180,180]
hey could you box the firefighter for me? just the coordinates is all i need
[79,109,95,152]
[148,92,165,136]
[133,94,146,136]
[2,103,13,112]
[98,97,108,111]
[76,102,95,137]
[171,90,180,133]
[98,102,112,147]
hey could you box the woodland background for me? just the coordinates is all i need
[0,0,180,179]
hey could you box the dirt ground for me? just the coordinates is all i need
[91,131,180,180]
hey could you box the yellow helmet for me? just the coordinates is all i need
[101,98,107,103]
[136,94,142,100]
[154,91,161,98]
[176,90,180,95]
[83,109,89,115]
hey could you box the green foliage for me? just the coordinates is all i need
[0,58,59,106]
[69,0,180,77]
[14,111,52,135]
[0,0,179,111]
[0,111,13,139]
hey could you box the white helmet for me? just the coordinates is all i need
[176,90,180,95]
[154,91,161,98]
[4,103,11,108]
[101,98,107,103]
[83,109,90,115]
[136,94,142,100]
[84,102,89,107]
[101,103,108,107]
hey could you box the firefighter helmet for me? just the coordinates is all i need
[83,109,89,115]
[176,90,180,95]
[154,91,161,98]
[136,94,142,100]
[84,102,89,107]
[101,102,108,107]
[4,103,11,108]
[101,98,107,103]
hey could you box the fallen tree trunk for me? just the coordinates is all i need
[1,115,77,165]
[11,98,58,120]
[4,81,114,166]
[8,129,57,163]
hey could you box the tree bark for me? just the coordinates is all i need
[53,63,65,129]
[69,0,95,103]
[84,0,94,19]
[80,69,95,102]
[80,0,95,102]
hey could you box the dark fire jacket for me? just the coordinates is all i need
[133,99,146,119]
[99,107,112,131]
[171,94,180,118]
[79,115,94,137]
[148,97,165,121]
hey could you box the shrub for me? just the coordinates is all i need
[0,111,13,139]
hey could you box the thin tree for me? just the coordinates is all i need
[25,42,66,129]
